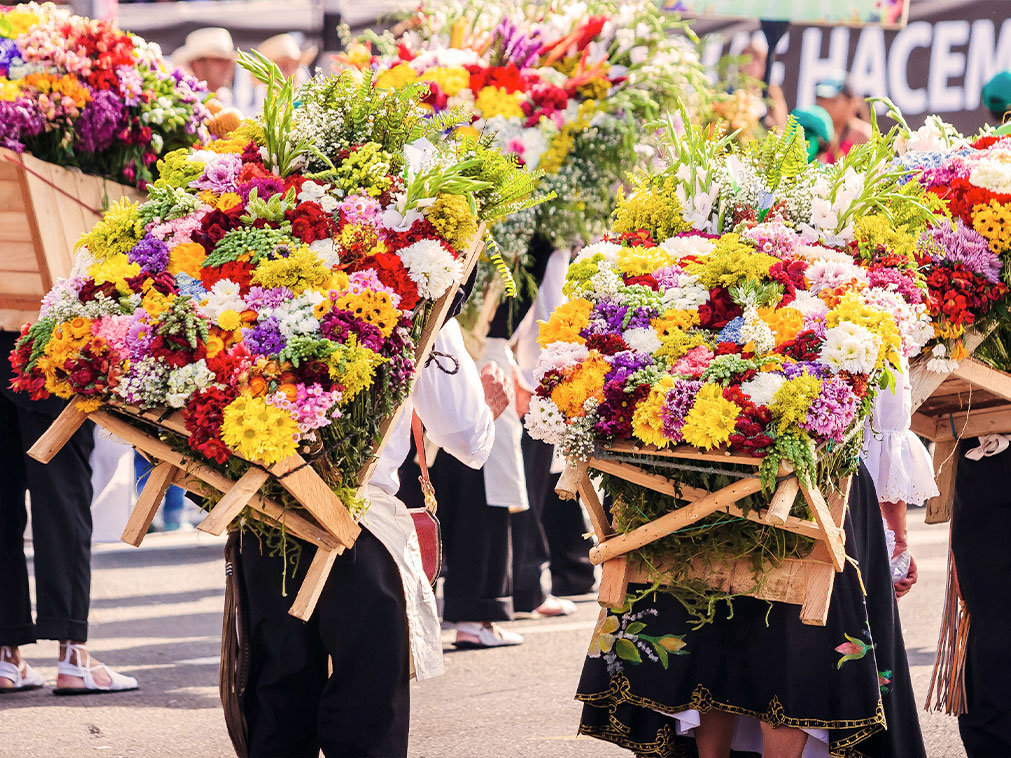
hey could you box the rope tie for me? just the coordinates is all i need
[3,152,105,215]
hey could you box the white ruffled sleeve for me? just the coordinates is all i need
[861,358,939,505]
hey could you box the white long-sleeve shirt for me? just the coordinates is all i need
[361,318,494,680]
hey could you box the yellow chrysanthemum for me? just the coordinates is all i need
[652,309,699,338]
[76,198,143,261]
[418,66,470,97]
[375,63,418,90]
[217,309,242,331]
[551,353,609,417]
[142,290,173,319]
[827,292,900,369]
[168,242,207,278]
[972,200,1011,254]
[221,394,299,465]
[757,306,804,345]
[2,9,41,37]
[88,254,141,293]
[475,86,525,119]
[0,77,20,101]
[769,375,822,434]
[36,318,93,397]
[680,384,741,451]
[632,375,677,449]
[538,298,593,347]
[617,246,674,277]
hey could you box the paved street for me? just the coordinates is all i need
[0,512,965,758]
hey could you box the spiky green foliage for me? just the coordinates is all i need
[748,115,808,196]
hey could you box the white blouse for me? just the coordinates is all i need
[860,357,939,505]
[361,318,495,681]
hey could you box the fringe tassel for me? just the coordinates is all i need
[925,544,970,716]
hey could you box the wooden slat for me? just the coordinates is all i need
[577,475,613,542]
[926,405,1011,442]
[555,458,588,500]
[27,397,91,463]
[0,179,26,211]
[910,411,940,441]
[288,547,340,621]
[0,212,35,242]
[952,359,1011,403]
[925,439,959,525]
[597,557,630,609]
[910,329,992,412]
[0,240,49,272]
[801,484,846,572]
[121,462,179,546]
[0,271,45,298]
[197,467,271,536]
[765,476,800,525]
[601,441,762,467]
[270,454,360,548]
[588,476,766,565]
[799,564,836,626]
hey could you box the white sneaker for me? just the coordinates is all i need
[453,622,524,649]
[533,595,578,618]
[0,647,45,693]
[53,644,139,696]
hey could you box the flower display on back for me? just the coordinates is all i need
[338,0,709,304]
[0,2,211,187]
[9,53,541,514]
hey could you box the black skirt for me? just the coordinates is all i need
[575,465,925,758]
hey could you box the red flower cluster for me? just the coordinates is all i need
[723,386,774,455]
[768,259,807,305]
[356,253,420,311]
[467,63,528,93]
[774,330,823,362]
[201,259,254,294]
[63,338,119,397]
[603,229,656,247]
[585,333,628,355]
[698,287,742,329]
[193,206,245,250]
[182,387,237,464]
[922,261,1007,328]
[522,82,569,127]
[149,333,207,368]
[931,178,1011,226]
[286,201,338,244]
[207,343,251,385]
[63,20,136,90]
[623,274,659,290]
[8,326,48,400]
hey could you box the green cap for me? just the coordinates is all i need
[982,71,1011,115]
[791,105,834,162]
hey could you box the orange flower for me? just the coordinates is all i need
[168,243,207,279]
[248,375,268,397]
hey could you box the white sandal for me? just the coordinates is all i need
[0,646,45,693]
[53,643,138,696]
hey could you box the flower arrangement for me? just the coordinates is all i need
[9,54,541,520]
[338,0,709,312]
[0,2,211,187]
[888,109,1011,372]
[524,114,938,621]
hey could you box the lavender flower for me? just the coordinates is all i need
[490,18,543,68]
[782,361,831,380]
[128,234,170,274]
[582,301,628,338]
[0,38,23,76]
[243,317,286,356]
[75,90,126,153]
[920,220,1002,283]
[245,286,295,310]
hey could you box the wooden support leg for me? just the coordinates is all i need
[765,476,800,526]
[121,461,179,547]
[577,476,613,542]
[926,439,959,525]
[597,556,630,610]
[801,484,847,572]
[27,397,90,463]
[197,467,271,536]
[288,546,340,621]
[556,459,589,500]
[799,564,836,626]
[271,454,361,548]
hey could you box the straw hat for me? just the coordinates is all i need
[173,28,237,67]
[257,33,317,66]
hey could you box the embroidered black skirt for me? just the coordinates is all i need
[575,465,925,758]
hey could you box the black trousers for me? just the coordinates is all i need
[952,441,1011,758]
[433,454,513,622]
[0,391,94,645]
[240,528,410,758]
[512,434,552,612]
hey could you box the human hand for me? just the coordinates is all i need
[480,363,509,420]
[894,550,917,598]
[515,382,532,419]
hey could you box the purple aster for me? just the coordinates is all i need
[320,308,384,353]
[920,220,1002,283]
[0,98,44,152]
[238,176,285,204]
[594,380,649,439]
[605,349,652,384]
[75,90,126,153]
[782,361,831,380]
[582,300,628,338]
[799,376,858,442]
[660,379,703,442]
[128,234,170,274]
[243,317,286,356]
[125,315,155,361]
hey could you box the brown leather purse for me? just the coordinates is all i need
[408,412,443,588]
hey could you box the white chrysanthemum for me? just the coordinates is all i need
[820,322,881,374]
[659,235,716,259]
[806,259,867,294]
[660,279,709,311]
[298,180,339,213]
[622,327,662,354]
[589,268,623,300]
[790,290,829,319]
[310,237,340,268]
[969,161,1011,195]
[200,279,245,320]
[740,372,787,407]
[271,292,323,340]
[165,360,218,408]
[926,343,960,374]
[398,239,463,300]
[70,246,97,278]
[525,396,567,445]
[535,342,590,383]
[573,241,622,267]
[793,243,854,264]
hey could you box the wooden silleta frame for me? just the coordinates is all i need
[555,443,852,626]
[27,225,486,620]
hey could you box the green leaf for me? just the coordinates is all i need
[614,639,641,663]
[653,643,669,670]
[624,622,646,635]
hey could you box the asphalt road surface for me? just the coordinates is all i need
[1,511,965,757]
